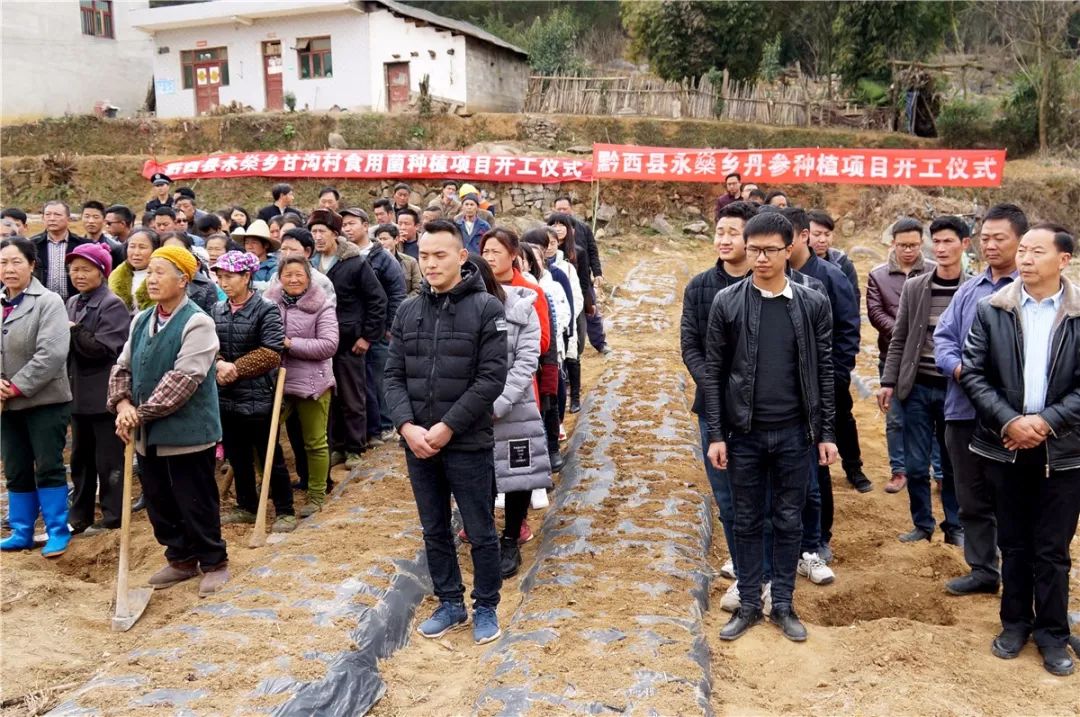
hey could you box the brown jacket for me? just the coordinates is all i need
[866,250,933,358]
[881,268,969,400]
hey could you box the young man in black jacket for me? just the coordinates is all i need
[308,209,387,469]
[704,212,838,643]
[960,223,1080,677]
[385,220,509,646]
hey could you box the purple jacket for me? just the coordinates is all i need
[866,250,933,358]
[266,281,339,400]
[933,267,1018,421]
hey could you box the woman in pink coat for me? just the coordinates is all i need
[265,256,338,516]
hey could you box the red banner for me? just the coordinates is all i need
[142,150,593,184]
[592,143,1006,187]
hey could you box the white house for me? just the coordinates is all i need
[1,1,154,120]
[129,0,530,118]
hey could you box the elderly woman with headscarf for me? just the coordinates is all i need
[64,242,131,534]
[210,250,295,532]
[107,245,229,596]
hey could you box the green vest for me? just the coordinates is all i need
[131,301,222,447]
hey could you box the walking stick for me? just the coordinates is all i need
[112,441,152,631]
[249,368,287,548]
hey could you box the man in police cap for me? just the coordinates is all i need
[146,173,173,213]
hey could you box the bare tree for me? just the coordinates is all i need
[987,0,1076,153]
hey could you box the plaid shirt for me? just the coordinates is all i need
[46,237,68,299]
[107,364,198,422]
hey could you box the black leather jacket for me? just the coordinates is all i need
[211,294,285,415]
[703,278,836,445]
[681,261,826,414]
[959,279,1080,471]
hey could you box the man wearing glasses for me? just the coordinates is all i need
[703,212,838,643]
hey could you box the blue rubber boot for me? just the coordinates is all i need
[0,491,39,551]
[37,486,71,558]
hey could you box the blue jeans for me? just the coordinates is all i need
[729,424,812,612]
[364,338,392,437]
[405,448,502,609]
[800,450,822,553]
[901,383,961,534]
[879,359,942,476]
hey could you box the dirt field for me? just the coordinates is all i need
[2,234,1079,715]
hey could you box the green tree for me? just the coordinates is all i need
[621,0,772,81]
[832,1,955,88]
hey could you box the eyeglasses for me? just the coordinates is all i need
[746,246,787,259]
[895,243,922,251]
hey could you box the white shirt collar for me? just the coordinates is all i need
[1020,283,1063,309]
[752,278,793,299]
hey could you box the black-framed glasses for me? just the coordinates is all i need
[746,246,787,259]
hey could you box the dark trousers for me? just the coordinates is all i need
[585,293,607,351]
[984,450,1080,647]
[834,372,862,475]
[901,383,960,534]
[406,448,501,609]
[69,412,124,527]
[0,401,71,491]
[138,445,227,568]
[817,464,834,545]
[729,424,812,612]
[286,411,308,483]
[330,351,367,454]
[364,337,393,437]
[502,490,530,539]
[800,450,822,553]
[945,420,1000,582]
[221,411,293,517]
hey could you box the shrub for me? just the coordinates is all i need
[284,92,297,112]
[937,98,996,148]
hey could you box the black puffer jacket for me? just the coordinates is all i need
[703,277,836,444]
[365,241,407,328]
[188,270,220,314]
[211,293,285,415]
[681,260,826,414]
[384,261,508,452]
[325,239,387,353]
[960,279,1080,471]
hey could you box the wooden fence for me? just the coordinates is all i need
[523,72,891,130]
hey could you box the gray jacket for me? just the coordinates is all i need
[493,286,552,494]
[882,269,970,400]
[1,277,73,411]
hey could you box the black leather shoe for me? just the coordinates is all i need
[132,494,147,512]
[549,451,565,473]
[943,530,965,548]
[1039,646,1074,676]
[991,629,1029,659]
[945,573,999,596]
[769,606,808,642]
[1069,635,1080,657]
[847,471,873,493]
[899,527,933,543]
[718,607,763,641]
[569,400,581,414]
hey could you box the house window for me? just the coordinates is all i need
[297,37,332,79]
[180,48,230,90]
[80,0,114,38]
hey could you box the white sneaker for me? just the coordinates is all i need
[720,559,736,580]
[720,583,740,612]
[559,424,567,441]
[494,492,505,510]
[798,552,836,585]
[762,582,772,616]
[530,487,549,510]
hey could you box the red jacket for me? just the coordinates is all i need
[508,269,550,356]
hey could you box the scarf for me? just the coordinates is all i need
[282,289,306,306]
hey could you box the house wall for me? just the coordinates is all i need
[464,39,528,113]
[1,0,155,120]
[148,10,370,118]
[366,8,466,111]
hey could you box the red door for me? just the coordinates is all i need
[385,62,410,112]
[263,42,283,111]
[194,60,223,114]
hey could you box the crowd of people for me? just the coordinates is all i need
[2,169,1077,668]
[0,177,607,641]
[685,172,1079,676]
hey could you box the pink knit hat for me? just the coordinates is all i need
[65,242,113,277]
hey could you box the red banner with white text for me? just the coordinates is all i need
[592,143,1006,187]
[142,150,593,184]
